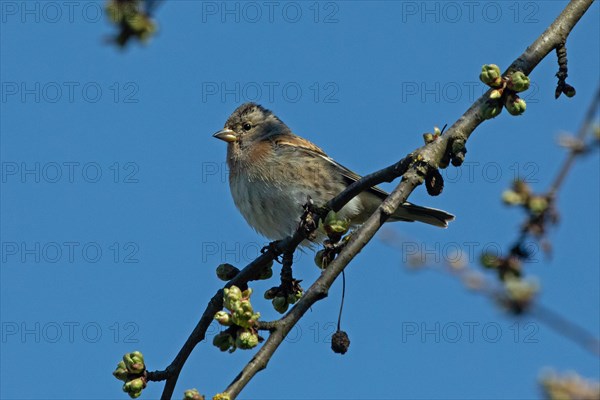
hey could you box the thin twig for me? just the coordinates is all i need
[548,87,600,196]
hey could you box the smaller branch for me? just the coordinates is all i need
[382,232,600,358]
[531,303,600,356]
[548,87,600,196]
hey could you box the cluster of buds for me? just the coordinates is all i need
[313,211,352,270]
[502,180,552,215]
[314,234,351,270]
[479,64,530,119]
[105,0,157,47]
[540,370,600,400]
[480,251,523,281]
[422,126,442,144]
[112,351,147,398]
[212,394,232,400]
[502,180,559,242]
[498,276,540,314]
[264,284,303,314]
[213,286,261,352]
[183,388,205,400]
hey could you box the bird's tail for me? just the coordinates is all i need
[389,202,455,228]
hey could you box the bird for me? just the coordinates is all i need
[213,103,454,243]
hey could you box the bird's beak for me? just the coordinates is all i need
[213,129,237,143]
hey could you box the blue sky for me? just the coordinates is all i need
[1,1,599,399]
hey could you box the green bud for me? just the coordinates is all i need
[481,100,503,120]
[123,377,146,398]
[264,287,279,300]
[235,329,259,349]
[502,190,525,205]
[423,133,434,144]
[224,286,242,300]
[213,332,234,352]
[214,311,232,326]
[503,277,539,310]
[223,286,242,310]
[505,95,527,116]
[216,263,239,281]
[242,288,253,298]
[480,64,502,87]
[433,126,441,136]
[183,388,205,400]
[314,250,326,269]
[480,252,501,269]
[528,196,548,215]
[245,312,260,327]
[127,14,156,37]
[213,393,231,400]
[123,351,145,374]
[272,296,289,314]
[489,89,503,99]
[112,361,129,381]
[287,290,303,304]
[507,71,530,92]
[322,210,350,238]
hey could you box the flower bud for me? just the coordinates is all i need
[480,252,501,269]
[502,190,525,205]
[264,287,279,300]
[112,361,128,382]
[423,133,435,144]
[272,296,289,314]
[123,351,145,374]
[184,388,205,400]
[314,249,327,269]
[505,95,527,116]
[216,263,239,281]
[122,377,146,398]
[214,311,232,326]
[503,277,539,311]
[489,89,503,99]
[507,71,530,92]
[235,329,259,350]
[479,64,502,87]
[528,196,549,215]
[212,393,231,400]
[322,211,350,240]
[481,100,503,120]
[213,332,234,352]
[223,286,243,310]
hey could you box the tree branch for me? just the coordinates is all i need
[142,1,594,398]
[221,1,595,397]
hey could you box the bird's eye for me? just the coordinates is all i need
[242,123,252,131]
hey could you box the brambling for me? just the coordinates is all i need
[214,103,454,242]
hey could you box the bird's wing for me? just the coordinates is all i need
[272,134,390,199]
